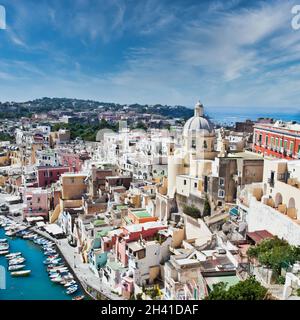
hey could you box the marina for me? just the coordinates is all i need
[0,217,85,300]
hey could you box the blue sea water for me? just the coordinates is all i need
[206,108,300,125]
[0,228,80,300]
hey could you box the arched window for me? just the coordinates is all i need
[275,193,283,207]
[191,139,196,149]
[288,197,295,209]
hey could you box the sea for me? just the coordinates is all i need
[0,228,82,300]
[206,108,300,126]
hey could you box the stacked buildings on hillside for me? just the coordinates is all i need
[0,101,300,300]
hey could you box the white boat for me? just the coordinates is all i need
[5,230,15,237]
[11,270,31,277]
[0,243,9,250]
[66,286,78,295]
[8,264,25,271]
[0,238,7,243]
[23,233,35,239]
[9,257,26,265]
[49,267,69,273]
[51,276,63,283]
[5,252,22,259]
[64,280,77,287]
[0,250,9,255]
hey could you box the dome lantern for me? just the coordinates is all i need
[194,101,204,117]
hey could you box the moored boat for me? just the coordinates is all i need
[66,285,78,295]
[72,295,85,301]
[5,252,22,259]
[0,243,9,250]
[9,257,26,265]
[0,250,9,255]
[11,270,31,277]
[8,264,25,271]
[64,280,76,287]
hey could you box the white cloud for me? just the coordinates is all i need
[0,0,300,112]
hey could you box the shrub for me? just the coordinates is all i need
[183,205,201,219]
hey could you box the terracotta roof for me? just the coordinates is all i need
[246,230,273,244]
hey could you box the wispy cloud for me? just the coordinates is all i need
[0,0,299,111]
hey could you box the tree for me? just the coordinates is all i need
[203,197,211,216]
[206,277,268,300]
[247,237,300,279]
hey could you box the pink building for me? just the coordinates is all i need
[60,151,90,172]
[23,188,49,219]
[37,166,70,187]
[115,221,167,267]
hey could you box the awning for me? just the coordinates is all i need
[229,207,239,216]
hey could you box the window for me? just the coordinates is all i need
[203,140,207,149]
[194,182,197,188]
[284,140,288,150]
[191,139,196,149]
[271,137,274,147]
[219,178,225,186]
[265,136,269,146]
[290,142,294,153]
[184,180,187,185]
[218,189,225,198]
[275,138,278,148]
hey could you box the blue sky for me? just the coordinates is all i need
[0,0,300,112]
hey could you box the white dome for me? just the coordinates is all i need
[183,101,214,136]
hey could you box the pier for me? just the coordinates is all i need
[31,226,123,300]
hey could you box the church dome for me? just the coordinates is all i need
[183,101,215,137]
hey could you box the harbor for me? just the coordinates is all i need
[0,217,85,300]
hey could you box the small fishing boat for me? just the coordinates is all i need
[64,280,77,287]
[5,230,15,237]
[47,264,65,271]
[11,270,31,277]
[66,285,78,295]
[9,257,26,265]
[62,274,74,281]
[43,257,61,265]
[23,233,35,239]
[8,264,25,271]
[51,276,63,283]
[5,252,22,259]
[0,238,7,243]
[0,250,9,255]
[49,267,69,274]
[0,243,9,250]
[72,295,85,301]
